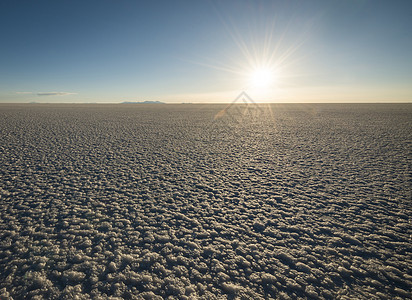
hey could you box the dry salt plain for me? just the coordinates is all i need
[0,103,411,300]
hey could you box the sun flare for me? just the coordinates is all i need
[249,67,277,89]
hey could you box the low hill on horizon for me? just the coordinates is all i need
[121,100,164,104]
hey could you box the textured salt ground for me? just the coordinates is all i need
[0,103,411,299]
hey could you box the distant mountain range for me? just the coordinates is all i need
[121,101,164,104]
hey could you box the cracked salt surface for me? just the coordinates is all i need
[0,103,411,299]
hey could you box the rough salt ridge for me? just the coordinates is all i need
[0,103,411,299]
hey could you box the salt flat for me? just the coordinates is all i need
[0,103,411,299]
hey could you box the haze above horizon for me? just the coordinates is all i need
[1,0,411,103]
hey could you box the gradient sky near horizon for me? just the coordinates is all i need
[1,0,411,103]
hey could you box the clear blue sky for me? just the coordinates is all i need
[1,0,411,103]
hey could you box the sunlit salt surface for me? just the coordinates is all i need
[0,103,411,299]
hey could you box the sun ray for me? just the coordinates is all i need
[179,57,243,76]
[180,3,314,102]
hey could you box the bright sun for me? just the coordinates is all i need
[249,67,277,89]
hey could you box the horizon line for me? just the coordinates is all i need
[1,101,411,105]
